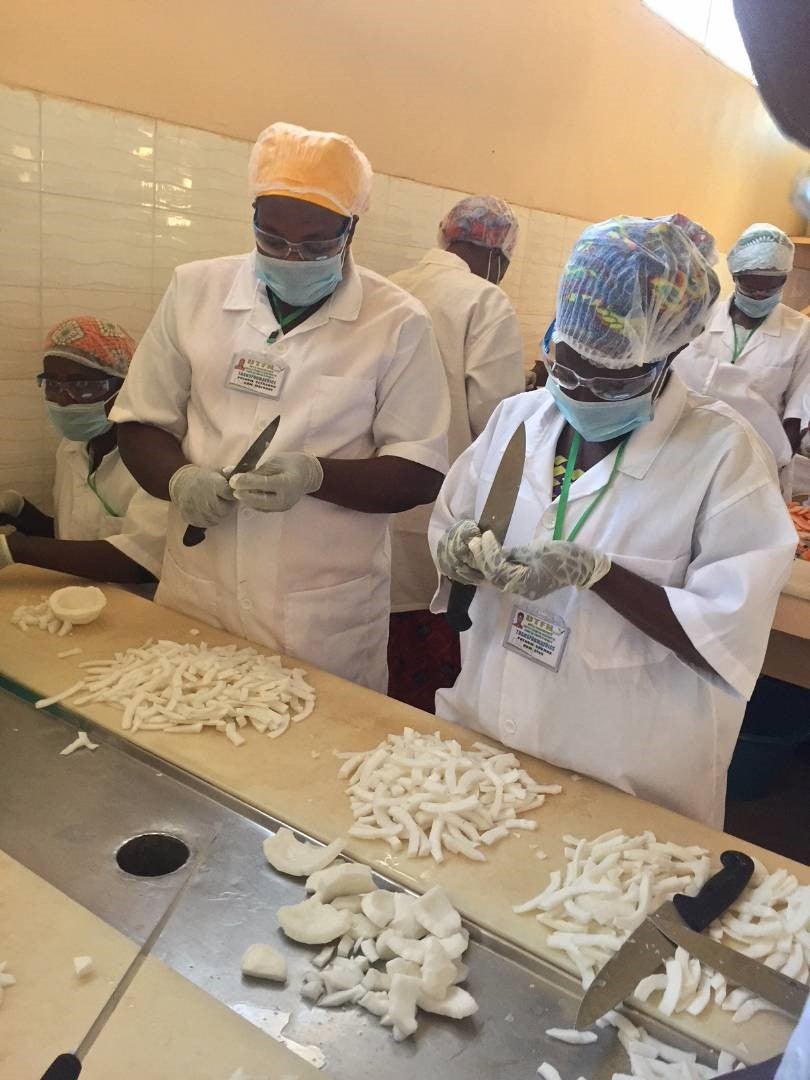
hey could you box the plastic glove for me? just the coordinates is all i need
[229,452,323,512]
[169,464,235,528]
[0,490,24,519]
[0,535,13,569]
[469,530,611,599]
[435,519,486,585]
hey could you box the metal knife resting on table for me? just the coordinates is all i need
[182,415,281,548]
[444,421,526,632]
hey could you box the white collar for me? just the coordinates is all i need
[421,247,471,274]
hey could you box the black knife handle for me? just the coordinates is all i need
[40,1053,82,1080]
[673,849,755,932]
[444,581,476,632]
[182,524,207,547]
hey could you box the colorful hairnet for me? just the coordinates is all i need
[438,196,519,259]
[44,316,135,377]
[727,223,794,275]
[554,215,720,370]
[669,212,718,266]
[249,121,373,218]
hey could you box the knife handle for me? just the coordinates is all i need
[40,1053,82,1080]
[444,581,476,632]
[673,849,755,932]
[182,524,207,547]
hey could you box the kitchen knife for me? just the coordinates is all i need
[444,421,526,632]
[182,415,281,548]
[575,850,755,1029]
[651,903,809,1020]
[39,834,214,1079]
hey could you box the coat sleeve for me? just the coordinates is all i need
[109,271,192,440]
[783,319,810,420]
[664,426,796,699]
[103,489,169,578]
[465,292,525,439]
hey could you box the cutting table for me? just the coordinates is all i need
[1,566,807,1077]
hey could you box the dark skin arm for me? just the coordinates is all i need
[117,422,444,514]
[783,417,801,455]
[0,500,55,538]
[7,532,155,584]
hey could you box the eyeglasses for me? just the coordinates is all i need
[541,323,663,402]
[36,373,122,402]
[252,218,351,262]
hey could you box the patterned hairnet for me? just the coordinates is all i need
[555,215,720,370]
[249,121,373,218]
[44,316,135,378]
[438,196,519,259]
[669,212,718,266]
[727,222,794,275]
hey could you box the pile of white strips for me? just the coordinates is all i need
[11,598,73,636]
[35,640,316,745]
[336,727,562,862]
[515,829,810,1025]
[258,827,476,1041]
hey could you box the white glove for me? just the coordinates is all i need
[469,530,611,600]
[435,519,486,585]
[0,490,24,518]
[0,534,13,569]
[169,464,235,528]
[229,452,323,512]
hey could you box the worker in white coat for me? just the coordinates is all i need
[112,122,449,692]
[676,224,810,494]
[0,316,167,584]
[430,215,796,827]
[387,196,525,711]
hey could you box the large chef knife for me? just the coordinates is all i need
[444,421,526,632]
[651,903,808,1020]
[39,836,213,1079]
[575,850,755,1029]
[182,415,281,548]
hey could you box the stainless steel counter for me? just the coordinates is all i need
[0,687,724,1079]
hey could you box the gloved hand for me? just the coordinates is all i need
[229,452,323,512]
[800,427,810,457]
[0,534,14,570]
[435,519,486,585]
[169,464,235,528]
[0,490,24,519]
[469,530,611,600]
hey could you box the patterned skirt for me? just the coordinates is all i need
[387,610,461,714]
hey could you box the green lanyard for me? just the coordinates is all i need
[86,464,118,517]
[731,323,757,364]
[553,431,628,542]
[266,291,310,343]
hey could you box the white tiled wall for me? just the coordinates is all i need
[4,83,681,511]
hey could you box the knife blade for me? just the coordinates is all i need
[182,415,281,547]
[39,833,215,1080]
[651,904,809,1020]
[575,850,755,1029]
[444,421,526,632]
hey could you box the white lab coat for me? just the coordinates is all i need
[111,253,449,692]
[429,377,796,827]
[54,439,168,578]
[389,248,525,611]
[676,300,810,477]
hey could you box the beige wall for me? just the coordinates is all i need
[3,0,807,250]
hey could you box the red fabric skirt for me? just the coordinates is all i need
[387,610,461,714]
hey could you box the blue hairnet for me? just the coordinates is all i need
[555,215,720,370]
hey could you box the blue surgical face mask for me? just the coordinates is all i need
[46,399,114,442]
[255,251,344,307]
[546,374,662,442]
[734,288,782,319]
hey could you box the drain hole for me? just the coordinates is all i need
[116,833,190,877]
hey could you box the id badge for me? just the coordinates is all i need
[226,351,288,399]
[503,605,569,672]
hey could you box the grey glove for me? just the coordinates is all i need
[169,464,235,528]
[435,519,486,585]
[0,490,24,519]
[469,530,611,600]
[229,452,323,512]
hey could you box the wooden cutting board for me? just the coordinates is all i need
[0,567,806,1062]
[80,956,324,1080]
[0,848,139,1078]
